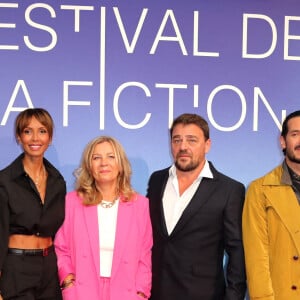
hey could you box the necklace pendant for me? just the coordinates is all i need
[100,201,115,208]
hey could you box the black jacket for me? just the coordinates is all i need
[147,162,246,300]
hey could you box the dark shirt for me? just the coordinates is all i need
[283,160,300,204]
[0,153,66,271]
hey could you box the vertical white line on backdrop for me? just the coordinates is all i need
[100,6,106,129]
[193,84,199,108]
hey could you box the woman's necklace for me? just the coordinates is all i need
[24,165,46,187]
[34,166,45,187]
[100,199,117,208]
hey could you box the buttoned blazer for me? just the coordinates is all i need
[243,164,300,300]
[147,162,246,300]
[54,191,152,300]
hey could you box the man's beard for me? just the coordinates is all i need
[286,146,300,164]
[175,159,199,172]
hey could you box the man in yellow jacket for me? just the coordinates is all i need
[243,110,300,300]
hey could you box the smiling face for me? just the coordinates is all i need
[17,116,52,159]
[171,123,211,174]
[90,141,120,186]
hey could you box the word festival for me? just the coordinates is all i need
[0,3,295,131]
[0,4,299,59]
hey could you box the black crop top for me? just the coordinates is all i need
[0,154,66,270]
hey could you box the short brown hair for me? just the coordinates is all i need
[14,108,54,141]
[170,113,210,140]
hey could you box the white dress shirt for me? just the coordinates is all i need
[163,160,213,234]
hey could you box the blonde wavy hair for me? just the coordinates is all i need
[75,136,135,206]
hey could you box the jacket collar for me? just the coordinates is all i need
[262,162,300,254]
[168,162,219,237]
[9,153,61,181]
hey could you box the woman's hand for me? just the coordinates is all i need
[61,274,75,290]
[137,291,147,298]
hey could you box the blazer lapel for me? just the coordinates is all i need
[110,198,133,278]
[170,176,217,236]
[158,178,169,237]
[83,205,100,276]
[148,169,169,237]
[265,187,300,254]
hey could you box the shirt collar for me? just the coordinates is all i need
[169,160,213,180]
[281,159,293,185]
[9,153,57,181]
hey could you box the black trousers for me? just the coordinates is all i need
[0,251,62,300]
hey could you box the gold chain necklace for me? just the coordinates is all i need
[24,165,46,187]
[100,199,117,208]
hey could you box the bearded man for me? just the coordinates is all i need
[243,110,300,300]
[147,113,246,300]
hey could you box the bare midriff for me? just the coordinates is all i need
[8,234,52,249]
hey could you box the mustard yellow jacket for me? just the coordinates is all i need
[243,164,300,300]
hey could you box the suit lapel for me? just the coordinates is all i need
[170,175,217,236]
[159,181,170,237]
[265,186,300,254]
[83,204,100,276]
[111,198,133,277]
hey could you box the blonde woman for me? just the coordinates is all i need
[55,136,152,300]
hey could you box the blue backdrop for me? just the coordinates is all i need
[1,0,299,197]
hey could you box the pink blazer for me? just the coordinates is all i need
[54,191,152,300]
